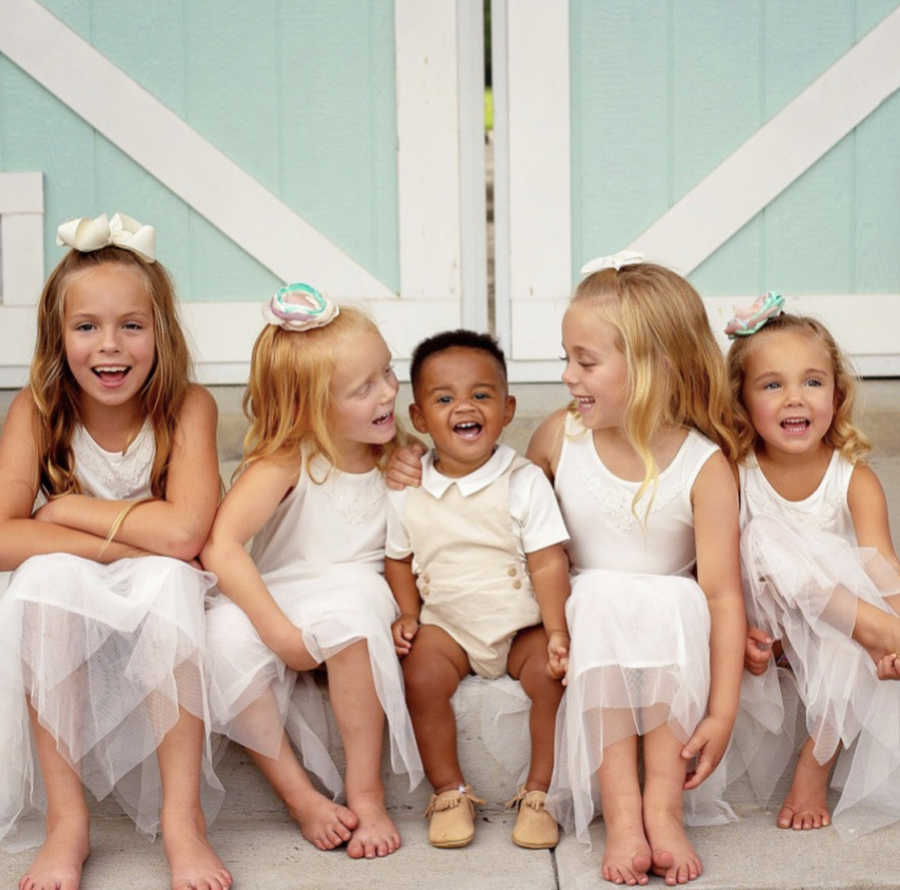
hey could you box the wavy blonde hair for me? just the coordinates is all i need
[726,311,870,464]
[241,305,397,478]
[570,263,738,514]
[30,246,191,499]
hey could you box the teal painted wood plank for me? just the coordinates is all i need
[569,0,669,279]
[855,90,900,293]
[277,0,399,293]
[13,0,399,299]
[670,0,763,296]
[762,1,855,294]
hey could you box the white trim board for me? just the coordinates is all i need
[629,6,900,273]
[0,172,44,306]
[0,298,463,388]
[492,0,571,353]
[0,0,392,297]
[506,293,900,381]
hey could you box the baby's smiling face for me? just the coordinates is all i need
[410,346,515,478]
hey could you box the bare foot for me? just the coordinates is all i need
[161,808,232,890]
[777,738,833,830]
[285,787,358,851]
[19,814,90,890]
[346,792,400,859]
[643,809,702,886]
[601,815,651,886]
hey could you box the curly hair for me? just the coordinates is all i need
[30,245,190,499]
[726,311,870,464]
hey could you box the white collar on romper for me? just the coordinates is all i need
[421,443,517,498]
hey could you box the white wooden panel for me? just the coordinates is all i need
[629,5,900,274]
[494,0,571,358]
[0,172,43,213]
[0,173,44,306]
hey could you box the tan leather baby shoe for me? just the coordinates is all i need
[425,785,485,848]
[507,786,559,849]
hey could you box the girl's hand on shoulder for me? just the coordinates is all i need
[681,714,732,789]
[391,614,419,656]
[385,442,426,491]
[744,626,773,675]
[546,630,569,680]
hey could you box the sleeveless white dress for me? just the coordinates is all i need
[547,414,735,843]
[732,452,900,836]
[204,451,423,798]
[0,422,222,851]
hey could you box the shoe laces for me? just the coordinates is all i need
[505,786,548,812]
[425,784,486,817]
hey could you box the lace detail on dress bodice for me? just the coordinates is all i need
[582,463,684,533]
[72,421,155,501]
[328,464,387,526]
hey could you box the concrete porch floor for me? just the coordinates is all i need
[1,379,900,889]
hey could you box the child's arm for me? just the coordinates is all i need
[848,463,900,574]
[32,385,220,561]
[0,391,151,570]
[526,543,570,678]
[525,409,566,483]
[385,556,421,656]
[200,453,317,672]
[682,451,746,790]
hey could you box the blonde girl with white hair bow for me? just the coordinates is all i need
[0,213,231,890]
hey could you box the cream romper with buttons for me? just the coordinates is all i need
[401,455,540,678]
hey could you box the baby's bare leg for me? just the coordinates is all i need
[158,708,232,890]
[642,724,702,886]
[508,626,564,791]
[851,598,900,679]
[596,731,651,886]
[401,625,469,791]
[326,640,399,859]
[777,736,836,830]
[19,702,90,890]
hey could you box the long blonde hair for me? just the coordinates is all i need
[726,311,870,464]
[241,306,396,477]
[571,262,738,512]
[30,245,191,499]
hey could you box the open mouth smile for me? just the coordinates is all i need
[91,365,131,387]
[453,420,483,440]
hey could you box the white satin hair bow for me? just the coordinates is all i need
[57,212,156,263]
[580,250,644,276]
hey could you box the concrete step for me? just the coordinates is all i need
[3,380,900,887]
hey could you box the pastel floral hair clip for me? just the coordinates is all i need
[724,291,785,339]
[580,250,644,277]
[56,212,156,263]
[262,282,340,331]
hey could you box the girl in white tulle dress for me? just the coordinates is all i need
[528,255,745,886]
[725,300,900,838]
[201,285,422,861]
[0,213,231,890]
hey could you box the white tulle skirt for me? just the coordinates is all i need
[548,569,735,843]
[0,553,223,851]
[205,562,423,797]
[732,514,900,836]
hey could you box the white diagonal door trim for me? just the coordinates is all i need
[0,0,394,298]
[629,5,900,273]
